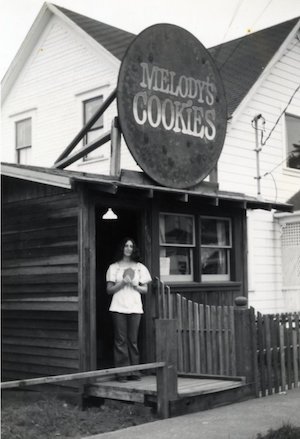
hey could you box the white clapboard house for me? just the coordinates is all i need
[1,3,300,313]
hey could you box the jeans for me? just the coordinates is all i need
[111,312,141,369]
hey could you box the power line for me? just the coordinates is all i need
[263,152,293,177]
[215,0,272,68]
[219,38,244,71]
[268,172,278,204]
[261,84,300,146]
[217,0,291,72]
[221,0,246,43]
[212,0,246,64]
[251,0,273,29]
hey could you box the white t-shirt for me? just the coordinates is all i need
[106,262,152,314]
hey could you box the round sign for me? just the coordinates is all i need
[117,24,227,189]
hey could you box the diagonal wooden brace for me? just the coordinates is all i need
[54,88,116,165]
[54,131,111,169]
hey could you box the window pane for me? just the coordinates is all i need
[160,214,194,245]
[86,129,101,144]
[84,97,103,129]
[16,119,31,148]
[286,114,300,170]
[18,146,32,165]
[201,248,228,275]
[201,218,230,246]
[160,247,192,276]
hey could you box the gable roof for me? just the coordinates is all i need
[54,5,135,61]
[209,17,300,115]
[2,2,299,116]
[56,8,299,116]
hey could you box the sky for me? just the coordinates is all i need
[1,0,300,80]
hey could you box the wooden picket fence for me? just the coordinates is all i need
[154,279,300,397]
[154,279,237,376]
[256,312,300,396]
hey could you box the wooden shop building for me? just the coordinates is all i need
[1,24,293,411]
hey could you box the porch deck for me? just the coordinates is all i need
[87,374,250,415]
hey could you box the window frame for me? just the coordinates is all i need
[82,95,104,161]
[159,212,233,283]
[15,117,32,164]
[159,212,195,282]
[200,215,232,282]
[283,112,300,174]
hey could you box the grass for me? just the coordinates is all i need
[256,424,300,439]
[1,389,158,439]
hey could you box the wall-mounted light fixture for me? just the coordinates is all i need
[102,208,118,220]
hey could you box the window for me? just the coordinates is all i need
[83,96,104,160]
[16,118,32,164]
[159,213,195,281]
[285,114,300,170]
[200,217,231,281]
[159,213,232,282]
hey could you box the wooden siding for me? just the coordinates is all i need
[1,178,80,382]
[218,35,300,202]
[1,14,300,314]
[0,15,139,175]
[218,35,300,313]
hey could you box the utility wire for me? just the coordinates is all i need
[217,0,291,71]
[219,39,244,70]
[215,0,273,68]
[251,0,273,29]
[221,0,246,43]
[261,84,300,146]
[268,172,278,203]
[212,0,246,63]
[263,152,293,177]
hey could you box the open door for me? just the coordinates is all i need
[95,207,142,369]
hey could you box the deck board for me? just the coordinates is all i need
[87,375,244,401]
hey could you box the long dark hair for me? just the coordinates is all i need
[115,237,141,262]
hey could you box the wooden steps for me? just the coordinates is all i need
[86,374,249,413]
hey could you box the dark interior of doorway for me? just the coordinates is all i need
[96,207,140,369]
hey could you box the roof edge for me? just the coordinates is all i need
[1,2,121,105]
[1,163,72,189]
[229,18,300,125]
[48,3,121,68]
[1,163,293,212]
[1,2,52,104]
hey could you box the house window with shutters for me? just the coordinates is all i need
[285,114,300,171]
[16,118,32,164]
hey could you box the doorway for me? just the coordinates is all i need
[95,207,141,369]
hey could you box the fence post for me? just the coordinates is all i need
[155,319,178,418]
[234,297,258,395]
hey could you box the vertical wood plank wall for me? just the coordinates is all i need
[1,178,80,387]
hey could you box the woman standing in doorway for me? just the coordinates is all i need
[106,238,152,382]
